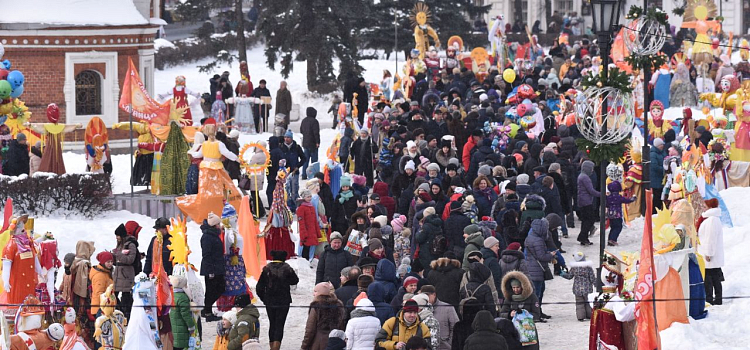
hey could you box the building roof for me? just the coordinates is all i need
[0,0,149,27]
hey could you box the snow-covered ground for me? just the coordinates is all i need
[16,44,750,349]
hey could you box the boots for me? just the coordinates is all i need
[269,341,281,350]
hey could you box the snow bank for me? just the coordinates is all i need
[0,0,148,26]
[154,38,176,51]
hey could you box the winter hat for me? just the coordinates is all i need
[517,174,529,185]
[306,107,317,118]
[373,215,388,228]
[16,133,26,141]
[447,163,459,172]
[411,293,430,311]
[410,257,424,272]
[450,201,463,212]
[406,140,417,149]
[417,182,431,193]
[340,175,352,188]
[328,330,346,341]
[419,157,430,169]
[454,187,466,194]
[314,282,334,296]
[207,212,221,227]
[114,224,127,238]
[461,199,473,213]
[464,224,481,235]
[448,157,461,168]
[222,310,238,325]
[330,231,343,243]
[573,252,586,262]
[355,298,376,313]
[402,299,419,313]
[467,250,483,263]
[305,178,319,190]
[228,129,240,139]
[169,274,187,289]
[483,236,500,249]
[507,242,521,251]
[654,138,665,147]
[284,129,293,138]
[422,207,436,218]
[403,276,419,289]
[401,227,412,238]
[419,285,436,294]
[505,181,517,192]
[367,238,384,252]
[357,274,374,289]
[352,174,366,186]
[391,214,407,233]
[270,250,288,261]
[96,251,113,265]
[549,163,561,172]
[478,165,492,177]
[418,192,432,203]
[426,163,440,172]
[124,221,142,238]
[405,160,416,171]
[510,279,522,288]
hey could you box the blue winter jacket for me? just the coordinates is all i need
[367,282,396,325]
[523,219,555,282]
[650,147,666,190]
[372,259,398,303]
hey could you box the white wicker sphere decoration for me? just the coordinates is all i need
[575,86,635,145]
[623,18,667,56]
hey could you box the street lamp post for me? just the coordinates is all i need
[589,0,623,292]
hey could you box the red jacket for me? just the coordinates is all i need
[462,137,477,170]
[373,182,396,221]
[297,202,320,247]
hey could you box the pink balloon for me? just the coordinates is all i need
[517,104,528,116]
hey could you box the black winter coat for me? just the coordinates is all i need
[539,186,564,217]
[3,140,29,176]
[331,196,358,235]
[549,172,570,214]
[281,140,306,172]
[351,137,377,186]
[461,262,497,316]
[480,247,503,294]
[199,222,225,276]
[316,246,353,288]
[222,138,241,180]
[318,181,335,216]
[464,310,509,350]
[427,258,465,310]
[300,116,321,149]
[416,215,443,273]
[144,233,173,276]
[444,211,472,251]
[256,261,300,305]
[334,279,358,307]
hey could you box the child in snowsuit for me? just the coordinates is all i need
[562,252,596,321]
[394,227,412,263]
[606,181,635,246]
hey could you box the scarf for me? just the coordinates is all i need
[216,322,231,337]
[13,234,32,253]
[338,189,354,204]
[512,294,525,301]
[478,187,493,201]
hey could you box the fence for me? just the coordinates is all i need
[111,193,182,220]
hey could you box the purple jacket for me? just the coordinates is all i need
[606,181,635,219]
[577,173,600,207]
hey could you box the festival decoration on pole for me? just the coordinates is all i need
[623,6,668,56]
[410,1,440,60]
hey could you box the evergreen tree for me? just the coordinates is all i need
[363,0,490,58]
[256,0,371,93]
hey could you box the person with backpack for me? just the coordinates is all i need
[462,226,484,270]
[463,310,509,350]
[416,210,443,276]
[112,222,141,319]
[500,242,529,281]
[481,237,503,294]
[375,299,432,350]
[256,250,300,350]
[460,262,497,318]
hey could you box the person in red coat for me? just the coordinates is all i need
[297,189,321,262]
[373,181,396,221]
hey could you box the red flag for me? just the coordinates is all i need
[635,189,661,349]
[119,58,170,125]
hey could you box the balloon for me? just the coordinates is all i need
[0,43,4,60]
[0,69,7,81]
[503,68,516,83]
[0,81,11,99]
[9,85,23,98]
[47,103,60,123]
[1,60,10,70]
[509,124,520,138]
[7,71,23,89]
[517,104,528,116]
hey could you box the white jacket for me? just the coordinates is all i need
[698,208,724,269]
[345,299,381,350]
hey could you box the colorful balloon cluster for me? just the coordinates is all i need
[0,44,24,102]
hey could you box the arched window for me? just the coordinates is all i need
[75,70,102,115]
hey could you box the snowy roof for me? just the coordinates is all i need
[0,0,149,27]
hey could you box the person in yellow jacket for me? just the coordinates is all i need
[112,121,163,186]
[212,310,236,350]
[375,299,431,350]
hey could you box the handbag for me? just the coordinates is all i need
[238,175,252,190]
